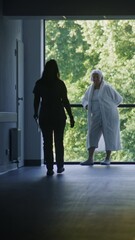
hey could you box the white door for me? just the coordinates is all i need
[16,39,24,167]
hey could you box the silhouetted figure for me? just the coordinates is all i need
[33,59,75,176]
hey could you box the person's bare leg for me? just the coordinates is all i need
[105,150,111,161]
[101,150,111,165]
[81,147,95,165]
[88,147,95,162]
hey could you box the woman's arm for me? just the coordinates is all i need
[107,85,123,106]
[33,94,40,119]
[81,87,90,109]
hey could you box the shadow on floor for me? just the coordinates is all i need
[1,164,135,240]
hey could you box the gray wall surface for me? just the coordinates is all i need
[0,13,23,172]
[23,19,42,162]
[0,6,43,172]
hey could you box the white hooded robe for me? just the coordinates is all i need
[82,80,123,151]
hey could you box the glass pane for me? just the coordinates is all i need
[64,106,87,162]
[45,19,135,163]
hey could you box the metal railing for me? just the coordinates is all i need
[70,103,135,108]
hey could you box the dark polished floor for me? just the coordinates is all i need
[1,164,135,240]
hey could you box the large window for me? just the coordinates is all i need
[45,19,135,162]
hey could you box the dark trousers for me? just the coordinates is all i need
[39,119,66,171]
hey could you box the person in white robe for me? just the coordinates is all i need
[81,69,123,165]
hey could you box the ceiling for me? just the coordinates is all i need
[2,0,135,19]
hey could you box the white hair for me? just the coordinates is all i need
[90,69,104,82]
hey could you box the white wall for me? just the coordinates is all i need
[23,19,43,164]
[0,13,23,172]
[0,10,43,172]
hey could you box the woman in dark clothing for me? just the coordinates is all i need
[33,59,75,176]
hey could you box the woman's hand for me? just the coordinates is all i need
[33,113,38,121]
[70,116,75,128]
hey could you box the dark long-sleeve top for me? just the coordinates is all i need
[33,78,73,123]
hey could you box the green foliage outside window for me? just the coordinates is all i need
[45,19,135,162]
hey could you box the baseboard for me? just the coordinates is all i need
[24,160,135,167]
[0,163,17,175]
[24,159,41,166]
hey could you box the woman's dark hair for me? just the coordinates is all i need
[41,59,60,85]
